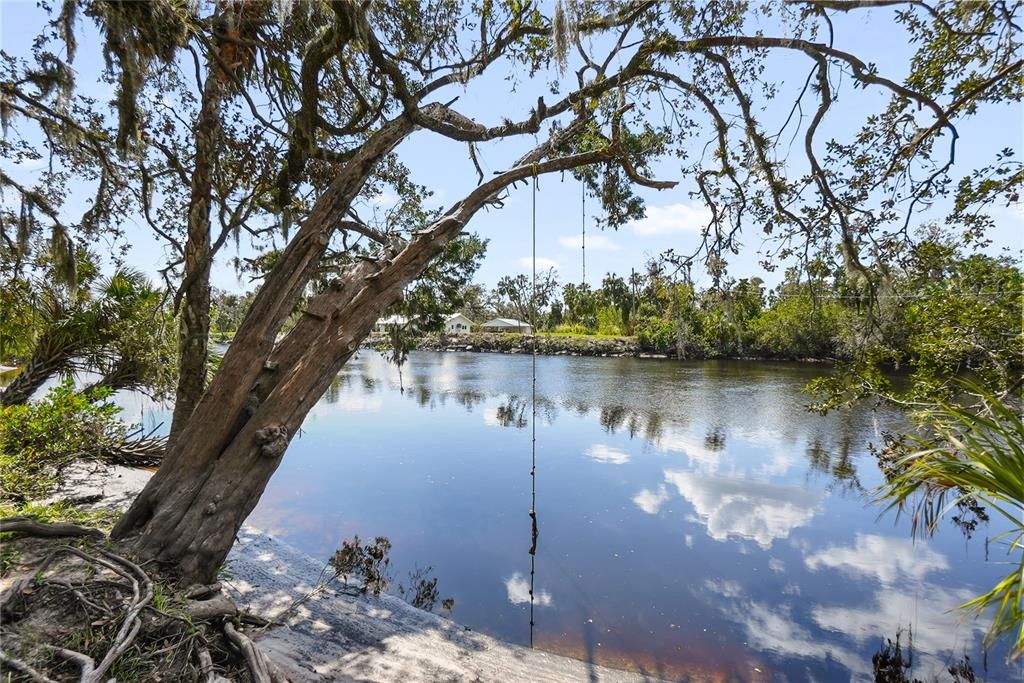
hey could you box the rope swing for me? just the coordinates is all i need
[528,165,539,648]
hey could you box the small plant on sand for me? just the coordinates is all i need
[329,535,393,596]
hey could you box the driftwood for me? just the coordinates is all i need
[185,594,238,621]
[0,517,102,538]
[100,436,167,468]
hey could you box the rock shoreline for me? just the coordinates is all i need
[367,332,837,364]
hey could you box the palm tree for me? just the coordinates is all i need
[0,269,174,405]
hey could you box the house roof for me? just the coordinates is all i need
[481,318,531,327]
[445,313,473,322]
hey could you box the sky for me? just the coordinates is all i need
[2,1,1021,294]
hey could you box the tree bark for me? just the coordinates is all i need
[111,115,416,561]
[167,67,224,447]
[112,115,612,583]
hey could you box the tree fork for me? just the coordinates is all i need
[111,116,415,544]
[115,142,621,582]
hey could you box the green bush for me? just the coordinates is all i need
[596,306,624,336]
[0,381,127,503]
[750,294,848,359]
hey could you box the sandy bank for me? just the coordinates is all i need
[59,463,663,682]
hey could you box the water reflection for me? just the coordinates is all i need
[585,444,630,465]
[505,572,553,607]
[665,470,823,548]
[804,534,948,584]
[245,351,1018,682]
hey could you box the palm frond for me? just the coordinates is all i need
[875,381,1024,659]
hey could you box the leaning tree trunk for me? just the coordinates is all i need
[112,115,610,582]
[110,115,417,574]
[167,68,224,447]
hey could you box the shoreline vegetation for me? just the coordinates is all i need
[365,331,838,363]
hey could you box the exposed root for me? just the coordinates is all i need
[0,517,102,538]
[1,523,288,682]
[0,649,56,683]
[224,622,289,683]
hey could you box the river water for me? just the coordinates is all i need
[231,350,1014,682]
[12,350,1018,681]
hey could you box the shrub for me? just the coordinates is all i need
[0,381,127,503]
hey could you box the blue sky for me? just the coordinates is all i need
[2,1,1021,294]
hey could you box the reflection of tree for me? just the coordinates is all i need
[413,385,432,407]
[361,376,377,392]
[704,426,727,452]
[806,438,863,493]
[323,374,346,404]
[627,413,642,438]
[599,404,627,433]
[871,628,976,683]
[496,396,529,428]
[492,395,559,428]
[453,389,485,411]
[564,398,590,416]
[644,412,664,445]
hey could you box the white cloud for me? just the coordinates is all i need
[655,427,722,472]
[557,234,619,251]
[586,444,630,465]
[722,601,867,678]
[768,557,785,574]
[518,256,559,271]
[633,485,669,514]
[505,572,553,606]
[804,534,948,585]
[665,470,822,548]
[627,203,712,236]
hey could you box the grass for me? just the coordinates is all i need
[0,500,119,531]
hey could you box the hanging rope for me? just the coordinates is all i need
[528,165,539,648]
[581,181,586,284]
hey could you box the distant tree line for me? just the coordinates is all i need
[460,235,1021,375]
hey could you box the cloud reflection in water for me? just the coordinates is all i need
[505,572,553,607]
[665,470,823,548]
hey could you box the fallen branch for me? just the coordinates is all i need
[185,582,223,600]
[0,517,103,538]
[197,646,216,682]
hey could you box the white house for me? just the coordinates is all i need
[373,315,410,334]
[444,313,474,335]
[480,318,533,334]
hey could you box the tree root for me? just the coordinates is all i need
[1,535,289,682]
[0,649,56,683]
[223,622,289,683]
[0,516,103,538]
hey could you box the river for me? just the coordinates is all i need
[21,350,1020,681]
[235,350,1016,682]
